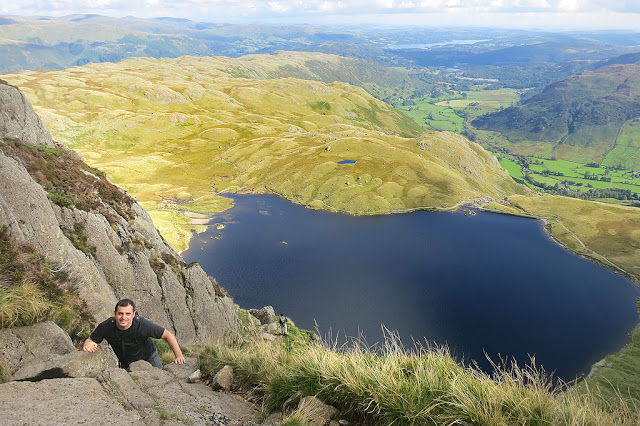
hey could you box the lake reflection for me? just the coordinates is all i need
[184,194,640,382]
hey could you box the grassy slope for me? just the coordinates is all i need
[498,194,640,283]
[198,328,640,425]
[2,53,521,252]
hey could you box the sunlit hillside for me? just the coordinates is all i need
[473,58,640,168]
[2,53,523,251]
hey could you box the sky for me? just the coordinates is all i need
[1,0,640,31]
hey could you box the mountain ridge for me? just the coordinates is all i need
[2,53,523,251]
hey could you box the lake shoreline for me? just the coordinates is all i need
[185,193,640,383]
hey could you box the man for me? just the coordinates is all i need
[279,313,288,335]
[83,298,186,369]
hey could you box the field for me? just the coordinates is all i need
[496,156,640,204]
[397,87,521,133]
[602,118,640,169]
[498,157,529,185]
[400,100,465,132]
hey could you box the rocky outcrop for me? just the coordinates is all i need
[296,396,339,426]
[0,80,240,344]
[0,322,75,378]
[0,359,265,425]
[211,365,236,391]
[0,378,140,425]
[0,79,54,148]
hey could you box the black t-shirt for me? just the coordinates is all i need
[90,315,165,369]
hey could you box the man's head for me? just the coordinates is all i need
[114,298,136,330]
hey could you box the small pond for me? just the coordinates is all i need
[183,194,640,382]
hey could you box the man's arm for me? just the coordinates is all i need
[161,329,186,364]
[83,337,98,352]
[83,321,105,353]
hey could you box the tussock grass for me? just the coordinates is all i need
[0,283,53,328]
[0,226,91,337]
[199,332,639,425]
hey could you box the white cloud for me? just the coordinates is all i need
[0,0,638,29]
[268,1,290,13]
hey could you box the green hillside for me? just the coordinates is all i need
[472,59,640,167]
[2,53,521,251]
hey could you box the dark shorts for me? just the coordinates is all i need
[146,348,163,368]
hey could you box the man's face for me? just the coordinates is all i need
[114,304,135,330]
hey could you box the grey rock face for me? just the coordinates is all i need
[0,322,117,381]
[297,396,339,426]
[184,265,242,344]
[10,348,118,382]
[102,367,156,409]
[59,348,118,378]
[0,81,54,148]
[0,82,241,345]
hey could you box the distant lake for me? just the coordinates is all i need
[385,39,490,50]
[184,194,640,382]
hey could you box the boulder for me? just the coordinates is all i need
[260,332,276,341]
[188,368,202,383]
[211,365,235,391]
[297,396,339,426]
[249,306,277,325]
[283,390,304,413]
[264,323,279,334]
[10,346,117,382]
[60,348,118,378]
[0,322,75,376]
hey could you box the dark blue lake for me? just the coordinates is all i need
[183,194,640,382]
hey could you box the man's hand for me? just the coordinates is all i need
[161,329,186,365]
[83,338,98,353]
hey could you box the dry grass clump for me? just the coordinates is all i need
[0,226,91,337]
[0,283,53,328]
[199,331,639,425]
